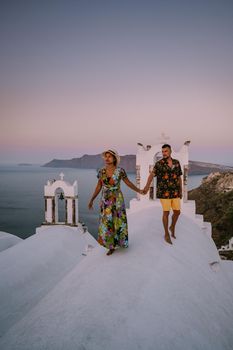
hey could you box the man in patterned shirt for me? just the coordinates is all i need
[143,144,182,244]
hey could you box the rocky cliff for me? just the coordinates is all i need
[188,172,233,250]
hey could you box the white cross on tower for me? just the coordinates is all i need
[59,172,65,181]
[158,132,170,144]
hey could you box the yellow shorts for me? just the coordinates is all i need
[160,198,181,211]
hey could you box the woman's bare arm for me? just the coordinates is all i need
[123,177,143,194]
[143,172,154,194]
[88,179,102,209]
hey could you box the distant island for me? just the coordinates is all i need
[43,154,233,175]
[18,163,33,166]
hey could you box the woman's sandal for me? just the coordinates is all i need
[106,248,115,256]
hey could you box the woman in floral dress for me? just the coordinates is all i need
[88,149,143,255]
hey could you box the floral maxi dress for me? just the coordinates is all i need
[97,167,128,249]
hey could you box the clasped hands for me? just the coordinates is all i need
[139,187,148,195]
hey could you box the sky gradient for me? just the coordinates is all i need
[1,0,233,165]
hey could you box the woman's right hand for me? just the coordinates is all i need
[88,200,94,210]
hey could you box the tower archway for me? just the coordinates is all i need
[55,187,66,224]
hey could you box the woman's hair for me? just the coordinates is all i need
[112,156,117,166]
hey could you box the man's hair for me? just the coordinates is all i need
[162,144,171,150]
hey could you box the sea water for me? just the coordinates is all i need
[0,164,204,239]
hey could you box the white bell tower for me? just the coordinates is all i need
[43,173,79,226]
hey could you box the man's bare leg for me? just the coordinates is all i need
[162,211,172,244]
[169,210,180,238]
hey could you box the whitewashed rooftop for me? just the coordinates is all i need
[0,201,233,350]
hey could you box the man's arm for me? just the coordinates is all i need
[179,176,182,199]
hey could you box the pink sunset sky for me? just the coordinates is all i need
[1,1,233,165]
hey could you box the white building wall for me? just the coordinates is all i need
[75,198,79,224]
[229,237,233,250]
[55,195,59,223]
[67,198,73,225]
[45,198,53,223]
